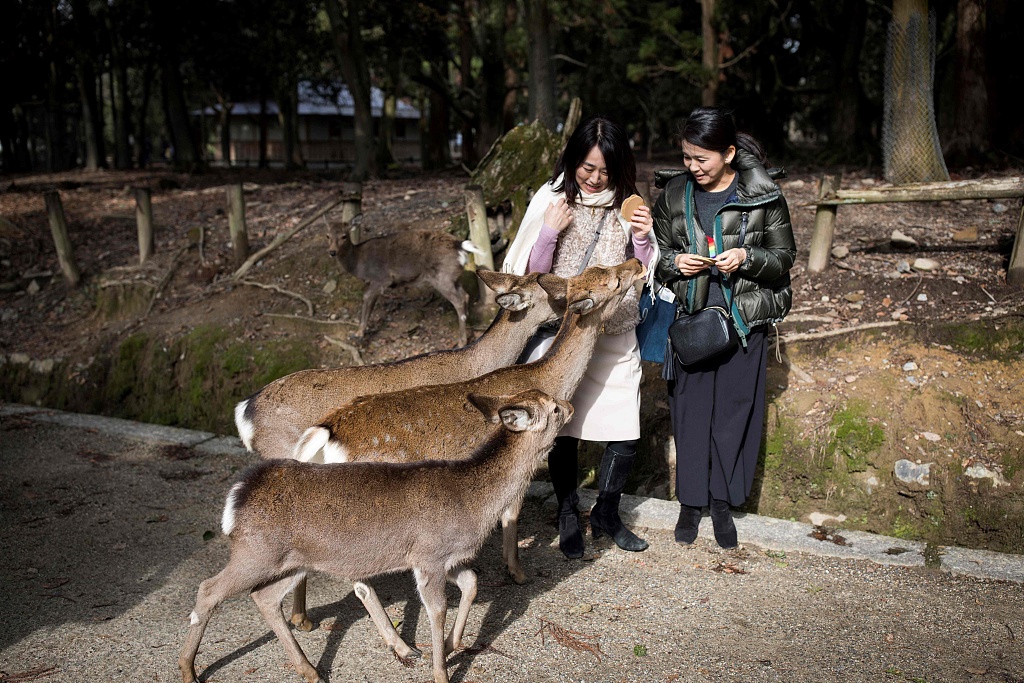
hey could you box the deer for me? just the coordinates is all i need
[295,259,646,588]
[327,217,485,346]
[178,388,573,683]
[235,269,568,466]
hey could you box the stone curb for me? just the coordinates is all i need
[4,402,1021,584]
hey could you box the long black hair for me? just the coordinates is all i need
[551,114,637,208]
[681,106,769,167]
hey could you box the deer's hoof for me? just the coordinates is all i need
[509,568,530,585]
[395,645,422,662]
[290,616,316,632]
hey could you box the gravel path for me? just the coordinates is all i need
[1,406,1021,683]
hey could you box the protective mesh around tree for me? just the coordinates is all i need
[882,11,949,184]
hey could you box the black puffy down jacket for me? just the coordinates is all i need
[652,148,797,341]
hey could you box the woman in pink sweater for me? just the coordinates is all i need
[503,115,660,558]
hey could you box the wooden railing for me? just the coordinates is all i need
[805,175,1024,286]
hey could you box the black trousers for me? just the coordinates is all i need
[667,328,768,508]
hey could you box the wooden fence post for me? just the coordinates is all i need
[43,191,81,287]
[1009,203,1024,287]
[135,187,154,264]
[341,181,363,242]
[807,173,842,273]
[226,183,249,269]
[464,184,497,315]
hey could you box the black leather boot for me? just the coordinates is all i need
[674,503,702,544]
[710,498,738,549]
[549,436,583,559]
[589,442,649,552]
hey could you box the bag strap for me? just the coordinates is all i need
[576,208,611,275]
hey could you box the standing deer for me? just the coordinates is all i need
[327,219,485,346]
[178,388,572,683]
[295,259,646,585]
[235,270,567,464]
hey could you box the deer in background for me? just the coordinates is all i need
[295,259,645,589]
[235,270,567,464]
[327,217,485,346]
[178,388,573,683]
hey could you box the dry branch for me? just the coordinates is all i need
[239,278,314,316]
[231,194,346,279]
[779,321,901,343]
[533,618,605,662]
[263,312,357,326]
[324,335,364,365]
[144,244,190,318]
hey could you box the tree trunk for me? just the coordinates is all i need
[883,0,949,183]
[829,0,869,155]
[524,0,556,130]
[258,86,269,168]
[105,5,132,169]
[944,0,989,164]
[278,79,302,170]
[423,86,451,170]
[475,1,511,159]
[135,59,153,168]
[325,0,375,182]
[75,61,103,171]
[457,3,478,169]
[219,104,233,167]
[699,0,718,106]
[72,0,104,170]
[160,57,201,171]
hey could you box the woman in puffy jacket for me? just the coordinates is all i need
[651,107,796,549]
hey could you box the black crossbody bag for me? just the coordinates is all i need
[667,209,748,367]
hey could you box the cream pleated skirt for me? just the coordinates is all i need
[561,328,642,441]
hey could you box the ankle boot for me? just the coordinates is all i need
[589,444,648,552]
[549,437,583,559]
[674,503,702,544]
[710,498,737,549]
[556,491,584,559]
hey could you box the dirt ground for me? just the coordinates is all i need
[1,416,1022,683]
[1,159,1023,552]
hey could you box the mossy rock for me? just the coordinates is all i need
[450,121,562,253]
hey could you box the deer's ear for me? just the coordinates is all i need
[495,292,527,311]
[537,274,567,301]
[477,270,514,295]
[465,393,503,423]
[498,406,534,431]
[568,297,594,315]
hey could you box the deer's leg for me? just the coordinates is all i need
[178,564,260,683]
[432,278,469,347]
[352,580,421,659]
[289,576,315,631]
[444,567,477,654]
[413,567,450,683]
[358,283,385,338]
[251,572,322,683]
[501,505,528,584]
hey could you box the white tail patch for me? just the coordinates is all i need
[221,481,245,535]
[189,610,199,625]
[322,439,350,464]
[234,400,255,451]
[294,427,331,462]
[461,240,486,256]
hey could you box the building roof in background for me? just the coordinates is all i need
[197,81,420,119]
